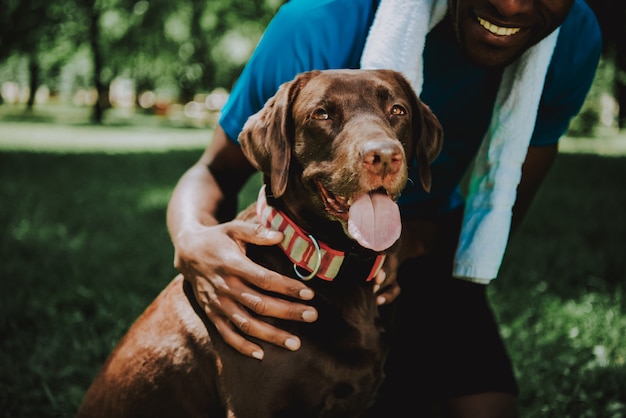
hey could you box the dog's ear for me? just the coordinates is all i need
[413,100,443,193]
[238,81,293,197]
[238,72,314,198]
[391,70,443,193]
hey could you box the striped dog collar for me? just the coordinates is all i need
[256,186,385,282]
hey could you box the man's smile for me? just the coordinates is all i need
[477,16,521,36]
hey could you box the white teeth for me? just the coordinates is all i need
[477,17,521,36]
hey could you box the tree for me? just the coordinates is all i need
[0,0,68,110]
[586,0,626,128]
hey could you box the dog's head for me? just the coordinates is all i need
[239,69,443,252]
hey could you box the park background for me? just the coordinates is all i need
[1,0,626,417]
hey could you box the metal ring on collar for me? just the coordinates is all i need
[293,234,322,281]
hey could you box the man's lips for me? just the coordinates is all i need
[477,16,522,36]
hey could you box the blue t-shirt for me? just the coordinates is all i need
[219,0,602,216]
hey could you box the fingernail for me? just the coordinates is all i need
[252,350,264,360]
[299,288,314,300]
[285,337,300,351]
[241,292,262,305]
[263,229,281,239]
[232,313,248,325]
[373,284,381,293]
[376,295,386,305]
[302,310,317,322]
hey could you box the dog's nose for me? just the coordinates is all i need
[361,140,404,177]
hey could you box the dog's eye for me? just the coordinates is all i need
[312,108,330,120]
[390,105,407,116]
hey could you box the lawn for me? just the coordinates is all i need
[0,120,625,417]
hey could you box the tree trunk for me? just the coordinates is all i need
[616,37,626,129]
[89,6,105,124]
[26,54,39,111]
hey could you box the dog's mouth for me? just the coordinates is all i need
[315,180,402,252]
[316,179,352,222]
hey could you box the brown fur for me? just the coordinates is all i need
[77,69,442,418]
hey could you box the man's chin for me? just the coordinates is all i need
[462,45,528,69]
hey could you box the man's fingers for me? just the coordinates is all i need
[207,309,266,360]
[234,312,303,352]
[239,290,317,323]
[207,298,304,360]
[225,255,315,302]
[222,221,315,302]
[229,220,284,246]
[215,274,317,323]
[376,281,401,305]
[373,269,386,293]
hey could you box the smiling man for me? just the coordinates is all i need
[167,0,602,416]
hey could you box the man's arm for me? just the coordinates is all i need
[167,126,255,231]
[167,126,318,359]
[511,144,558,233]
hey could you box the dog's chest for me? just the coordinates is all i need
[218,316,388,418]
[216,246,390,417]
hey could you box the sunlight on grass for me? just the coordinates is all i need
[561,134,626,156]
[137,188,173,211]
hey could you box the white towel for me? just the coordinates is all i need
[361,0,560,283]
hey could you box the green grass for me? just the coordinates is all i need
[494,153,626,417]
[1,127,625,417]
[1,151,196,417]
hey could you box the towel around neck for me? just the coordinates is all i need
[361,0,560,283]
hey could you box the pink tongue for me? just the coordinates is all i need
[348,193,401,252]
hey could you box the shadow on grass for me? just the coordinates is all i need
[1,112,56,124]
[0,150,624,417]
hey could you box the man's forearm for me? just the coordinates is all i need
[166,161,224,247]
[511,144,558,233]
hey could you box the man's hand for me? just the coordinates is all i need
[174,219,318,360]
[374,216,439,305]
[374,254,401,305]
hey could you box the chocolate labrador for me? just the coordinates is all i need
[77,69,442,418]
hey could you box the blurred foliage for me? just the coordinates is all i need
[565,0,626,135]
[0,1,624,127]
[0,0,285,119]
[568,55,616,136]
